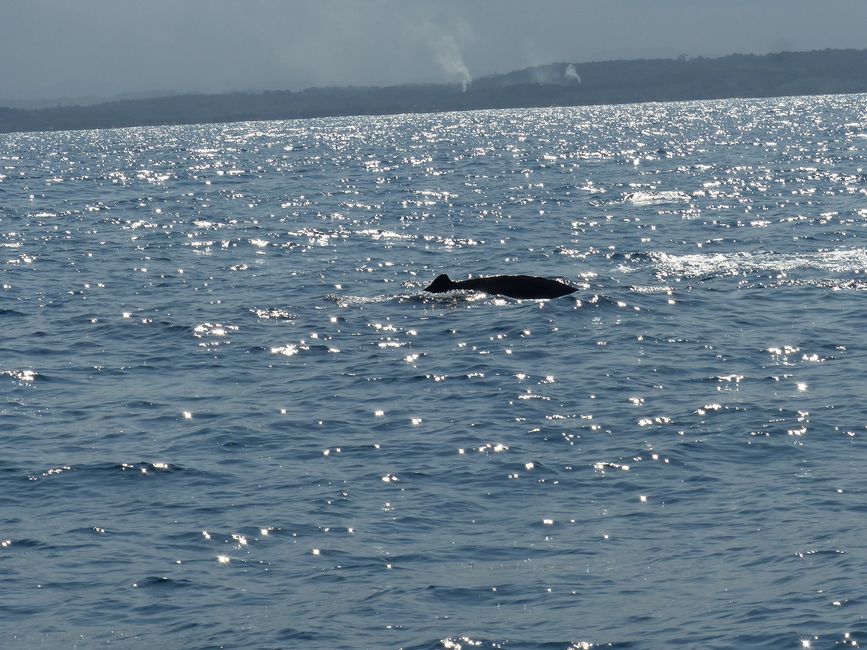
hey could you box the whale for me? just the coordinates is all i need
[424,273,578,299]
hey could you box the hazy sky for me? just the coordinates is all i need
[4,0,867,102]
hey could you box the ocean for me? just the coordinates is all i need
[2,94,867,649]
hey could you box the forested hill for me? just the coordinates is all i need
[3,48,867,133]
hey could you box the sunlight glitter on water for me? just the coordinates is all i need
[2,369,37,382]
[270,344,299,356]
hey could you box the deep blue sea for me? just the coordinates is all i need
[3,95,867,649]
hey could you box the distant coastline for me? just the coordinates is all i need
[3,48,867,134]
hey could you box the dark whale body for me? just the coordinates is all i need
[424,273,577,299]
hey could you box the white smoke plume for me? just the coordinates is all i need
[565,63,581,83]
[433,34,472,92]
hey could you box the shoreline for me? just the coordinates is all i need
[3,48,867,134]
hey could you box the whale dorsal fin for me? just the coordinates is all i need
[425,274,454,293]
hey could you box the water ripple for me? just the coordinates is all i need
[2,95,867,648]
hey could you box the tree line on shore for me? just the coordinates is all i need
[2,48,866,133]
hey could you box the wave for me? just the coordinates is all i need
[651,248,867,278]
[624,190,692,205]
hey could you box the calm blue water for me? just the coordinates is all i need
[3,95,867,649]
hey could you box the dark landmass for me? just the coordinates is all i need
[3,48,867,134]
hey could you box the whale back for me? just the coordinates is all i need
[424,273,577,299]
[460,275,576,299]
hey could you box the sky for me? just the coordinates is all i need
[3,0,867,104]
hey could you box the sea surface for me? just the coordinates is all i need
[2,95,867,649]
